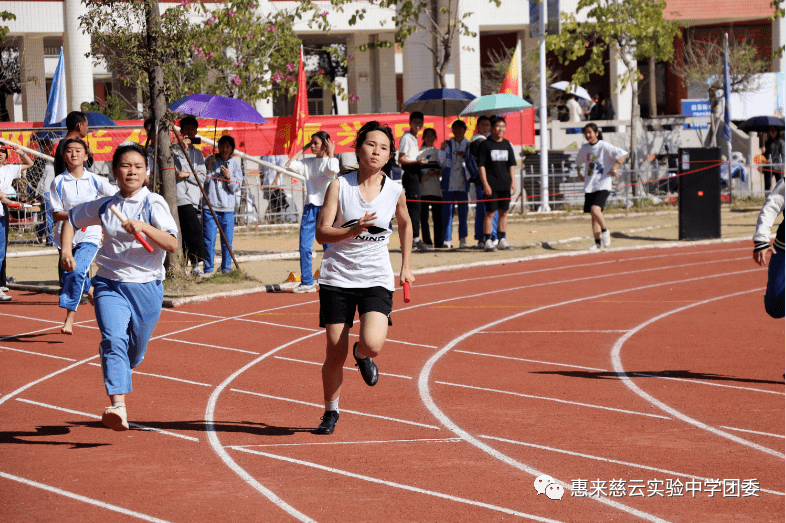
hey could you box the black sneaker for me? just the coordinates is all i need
[353,342,378,386]
[315,410,339,435]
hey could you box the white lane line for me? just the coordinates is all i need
[0,345,77,361]
[454,350,608,371]
[85,363,212,387]
[630,373,785,396]
[15,398,199,442]
[0,471,172,523]
[0,312,99,330]
[477,435,785,497]
[720,426,785,439]
[205,330,322,523]
[232,438,463,448]
[348,333,439,349]
[234,317,320,332]
[415,246,751,289]
[273,356,413,380]
[481,330,629,333]
[161,338,260,355]
[231,388,441,430]
[0,355,98,406]
[610,289,786,460]
[435,381,671,420]
[418,270,764,523]
[229,447,565,523]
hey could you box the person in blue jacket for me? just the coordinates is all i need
[203,135,242,275]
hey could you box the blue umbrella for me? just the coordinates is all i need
[402,88,476,116]
[39,112,118,140]
[738,116,785,134]
[168,94,268,124]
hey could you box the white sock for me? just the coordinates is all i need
[325,399,339,413]
[112,402,125,408]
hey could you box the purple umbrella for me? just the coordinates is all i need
[168,94,267,124]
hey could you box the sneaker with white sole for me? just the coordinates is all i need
[498,238,511,250]
[191,267,205,277]
[602,229,611,248]
[459,239,469,248]
[293,283,317,293]
[484,239,496,252]
[476,240,485,249]
[413,238,428,252]
[0,289,11,302]
[589,243,601,252]
[102,405,129,431]
[443,242,452,249]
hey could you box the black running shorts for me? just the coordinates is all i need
[319,284,393,328]
[485,190,511,212]
[583,190,610,213]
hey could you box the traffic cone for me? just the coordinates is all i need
[286,272,301,282]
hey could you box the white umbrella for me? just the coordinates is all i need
[549,81,592,101]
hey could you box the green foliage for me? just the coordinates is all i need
[81,94,134,121]
[0,11,15,43]
[546,0,680,90]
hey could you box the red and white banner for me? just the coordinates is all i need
[0,110,535,161]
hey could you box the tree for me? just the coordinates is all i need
[547,0,680,188]
[330,0,500,89]
[0,11,15,43]
[672,30,769,147]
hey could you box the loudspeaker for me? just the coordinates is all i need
[678,147,721,240]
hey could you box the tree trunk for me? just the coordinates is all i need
[630,84,640,198]
[146,0,181,270]
[648,58,657,117]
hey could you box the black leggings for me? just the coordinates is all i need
[178,204,206,267]
[419,195,443,247]
[402,168,421,237]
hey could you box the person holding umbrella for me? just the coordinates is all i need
[761,126,784,191]
[174,116,208,276]
[203,135,243,275]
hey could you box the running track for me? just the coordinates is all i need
[1,240,783,522]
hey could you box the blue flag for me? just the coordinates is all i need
[44,48,67,127]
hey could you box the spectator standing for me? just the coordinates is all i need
[752,177,784,318]
[286,131,339,293]
[54,112,93,177]
[566,94,584,134]
[470,116,498,248]
[202,135,242,275]
[576,122,628,251]
[439,119,470,249]
[260,155,287,223]
[418,128,442,248]
[34,138,56,246]
[762,126,784,191]
[398,111,428,251]
[173,116,208,276]
[0,144,34,301]
[477,116,516,251]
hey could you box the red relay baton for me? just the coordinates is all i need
[6,202,22,209]
[403,281,411,303]
[109,204,155,253]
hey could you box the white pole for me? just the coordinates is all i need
[538,0,551,212]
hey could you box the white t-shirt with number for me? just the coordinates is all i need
[50,170,118,248]
[576,140,628,193]
[0,164,22,217]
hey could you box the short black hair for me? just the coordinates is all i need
[113,142,149,169]
[451,119,467,130]
[218,135,235,151]
[62,138,88,153]
[180,116,199,128]
[476,115,491,125]
[490,116,506,127]
[143,117,155,131]
[65,111,87,132]
[353,121,396,155]
[409,111,424,122]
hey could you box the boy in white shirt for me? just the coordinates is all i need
[438,120,470,249]
[50,139,117,334]
[61,143,178,431]
[0,144,34,302]
[576,123,628,251]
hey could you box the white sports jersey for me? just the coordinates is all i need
[50,170,117,248]
[0,164,22,217]
[318,171,402,291]
[68,187,178,283]
[576,140,628,193]
[288,157,339,206]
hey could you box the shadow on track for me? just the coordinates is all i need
[532,369,785,386]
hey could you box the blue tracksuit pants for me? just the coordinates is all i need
[59,241,98,311]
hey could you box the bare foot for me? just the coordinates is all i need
[60,324,73,335]
[61,310,75,335]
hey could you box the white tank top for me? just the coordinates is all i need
[318,171,402,291]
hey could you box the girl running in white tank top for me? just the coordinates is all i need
[312,121,415,435]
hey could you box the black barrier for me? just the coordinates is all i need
[678,147,721,240]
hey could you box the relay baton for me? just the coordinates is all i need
[6,202,22,209]
[109,204,154,253]
[403,281,411,303]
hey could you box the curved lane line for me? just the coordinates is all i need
[419,268,761,523]
[610,289,785,459]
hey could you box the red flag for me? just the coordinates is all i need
[499,47,520,96]
[289,46,309,156]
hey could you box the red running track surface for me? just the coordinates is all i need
[0,240,783,522]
